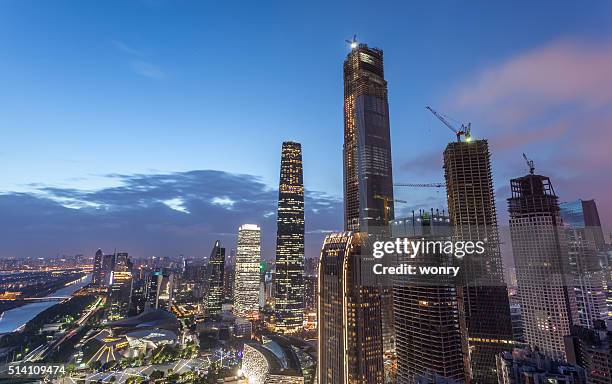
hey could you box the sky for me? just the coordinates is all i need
[1,0,611,261]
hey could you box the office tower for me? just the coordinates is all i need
[343,42,394,231]
[146,269,174,311]
[224,249,236,302]
[274,141,305,333]
[203,240,225,317]
[564,321,612,384]
[343,39,395,360]
[107,270,133,320]
[318,232,384,384]
[390,211,468,384]
[234,224,261,319]
[496,348,586,384]
[93,248,103,285]
[508,172,578,360]
[443,139,514,383]
[101,253,114,286]
[561,200,609,329]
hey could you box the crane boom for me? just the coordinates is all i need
[523,153,535,174]
[394,183,444,188]
[425,106,471,142]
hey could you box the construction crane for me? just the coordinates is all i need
[426,106,471,142]
[523,153,535,174]
[373,194,407,223]
[394,183,445,188]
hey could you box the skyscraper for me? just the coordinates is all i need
[561,200,608,329]
[443,139,514,383]
[106,252,133,320]
[318,232,384,384]
[343,42,394,231]
[390,211,468,384]
[342,39,395,362]
[203,240,225,317]
[508,172,578,360]
[234,224,261,319]
[274,141,305,333]
[93,248,103,285]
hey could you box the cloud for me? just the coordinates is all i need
[446,38,612,229]
[130,60,165,79]
[0,170,342,260]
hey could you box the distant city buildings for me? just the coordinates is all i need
[508,171,578,360]
[274,141,305,334]
[496,348,585,384]
[234,224,261,319]
[92,248,103,285]
[564,321,612,384]
[444,138,514,383]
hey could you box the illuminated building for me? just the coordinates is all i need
[146,269,174,311]
[92,248,103,285]
[203,240,225,317]
[444,139,514,383]
[234,224,261,319]
[274,141,305,333]
[508,172,578,360]
[343,42,394,231]
[303,275,317,312]
[107,270,133,320]
[318,232,384,384]
[561,200,608,328]
[342,38,395,363]
[390,211,468,384]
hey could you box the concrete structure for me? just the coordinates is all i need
[496,348,585,384]
[564,321,612,384]
[508,173,578,360]
[444,139,514,383]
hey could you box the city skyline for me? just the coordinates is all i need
[2,1,612,261]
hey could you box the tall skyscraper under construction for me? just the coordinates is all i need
[508,171,578,360]
[274,141,305,333]
[390,211,468,384]
[234,224,261,319]
[443,139,514,383]
[318,232,384,384]
[203,240,225,317]
[343,41,394,232]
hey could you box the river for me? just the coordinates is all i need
[0,274,91,334]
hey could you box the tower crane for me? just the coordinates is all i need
[426,106,471,142]
[373,194,407,223]
[523,153,535,174]
[394,183,445,188]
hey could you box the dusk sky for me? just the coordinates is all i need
[1,0,611,260]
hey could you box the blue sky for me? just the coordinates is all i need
[1,1,611,259]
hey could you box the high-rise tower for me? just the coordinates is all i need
[508,172,578,360]
[234,224,261,319]
[274,141,305,333]
[343,42,394,231]
[203,240,225,317]
[318,232,384,384]
[443,139,514,383]
[92,248,103,285]
[390,211,469,384]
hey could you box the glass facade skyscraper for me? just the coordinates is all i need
[343,43,394,232]
[274,141,305,333]
[203,240,225,317]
